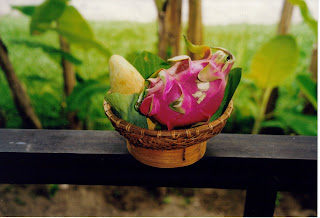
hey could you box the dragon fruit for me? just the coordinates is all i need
[137,36,235,130]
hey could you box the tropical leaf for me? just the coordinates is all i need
[288,0,317,36]
[55,5,111,57]
[247,35,298,88]
[57,5,94,43]
[296,74,317,109]
[87,40,111,58]
[277,111,317,136]
[132,51,171,79]
[104,92,148,128]
[23,2,110,58]
[210,68,242,122]
[24,75,49,82]
[260,120,287,129]
[30,0,68,34]
[11,39,82,65]
[67,80,109,112]
[11,5,36,16]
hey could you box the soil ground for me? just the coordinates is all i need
[0,184,316,217]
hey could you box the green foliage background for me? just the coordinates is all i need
[0,15,316,134]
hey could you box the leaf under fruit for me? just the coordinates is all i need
[104,93,148,129]
[209,68,242,122]
[132,51,171,79]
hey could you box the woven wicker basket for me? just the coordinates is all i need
[103,99,233,168]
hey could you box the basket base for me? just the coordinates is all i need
[126,141,207,168]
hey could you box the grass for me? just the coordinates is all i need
[0,15,315,132]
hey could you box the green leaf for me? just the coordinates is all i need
[11,39,82,65]
[104,93,148,128]
[128,94,148,128]
[132,51,171,79]
[260,120,287,129]
[30,0,68,34]
[247,35,298,88]
[210,68,242,122]
[67,80,109,112]
[25,75,49,82]
[57,5,93,42]
[105,93,131,120]
[277,112,317,136]
[85,40,111,58]
[55,6,111,57]
[12,5,36,16]
[296,74,317,109]
[288,0,317,36]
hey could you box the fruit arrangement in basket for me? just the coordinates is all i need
[104,36,241,168]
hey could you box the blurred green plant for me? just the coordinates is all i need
[11,39,82,65]
[236,0,318,136]
[48,184,59,198]
[264,73,317,136]
[288,0,317,37]
[67,79,109,129]
[12,1,110,57]
[0,15,315,133]
[246,34,317,136]
[275,193,282,206]
[12,0,111,129]
[296,74,317,109]
[248,35,299,134]
[162,196,172,204]
[14,197,26,206]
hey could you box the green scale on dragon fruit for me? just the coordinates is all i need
[138,36,235,130]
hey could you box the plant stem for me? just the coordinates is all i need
[264,111,275,120]
[252,86,273,134]
[59,34,81,130]
[0,36,42,129]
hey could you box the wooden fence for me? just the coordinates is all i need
[0,129,316,216]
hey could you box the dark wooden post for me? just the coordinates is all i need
[244,176,278,217]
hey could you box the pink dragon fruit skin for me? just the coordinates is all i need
[139,38,235,130]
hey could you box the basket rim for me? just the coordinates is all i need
[103,98,233,139]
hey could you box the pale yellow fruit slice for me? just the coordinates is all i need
[109,55,145,94]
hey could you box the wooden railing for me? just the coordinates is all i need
[0,129,316,217]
